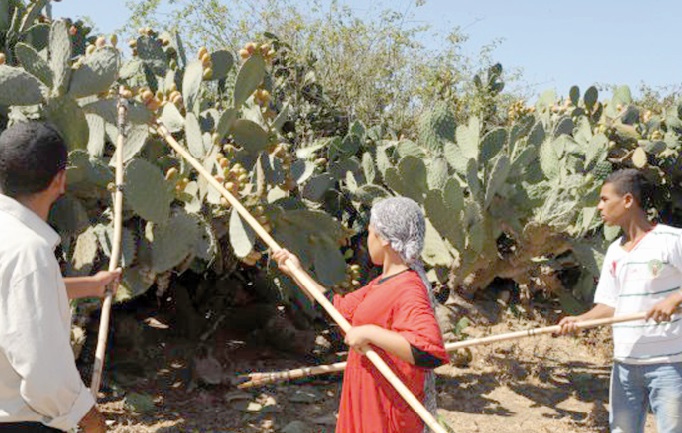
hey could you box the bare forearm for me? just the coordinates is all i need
[366,326,415,365]
[63,277,98,299]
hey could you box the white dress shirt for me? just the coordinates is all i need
[0,194,94,431]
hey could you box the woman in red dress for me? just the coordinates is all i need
[274,197,449,433]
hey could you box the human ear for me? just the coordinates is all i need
[51,170,67,196]
[623,193,634,209]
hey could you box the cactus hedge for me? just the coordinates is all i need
[1,1,681,321]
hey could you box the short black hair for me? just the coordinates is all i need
[0,122,68,198]
[604,168,652,209]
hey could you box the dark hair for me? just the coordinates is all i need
[604,168,652,209]
[0,122,68,198]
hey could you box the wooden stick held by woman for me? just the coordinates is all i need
[155,123,451,433]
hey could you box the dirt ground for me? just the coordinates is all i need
[93,299,659,433]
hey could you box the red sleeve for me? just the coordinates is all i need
[333,283,373,323]
[391,281,449,364]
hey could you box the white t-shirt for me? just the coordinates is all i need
[594,223,682,364]
[0,194,95,430]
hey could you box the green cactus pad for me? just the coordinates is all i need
[95,225,137,268]
[182,60,204,113]
[230,119,269,153]
[208,50,234,81]
[480,128,507,162]
[383,156,428,203]
[455,116,481,161]
[0,65,45,105]
[417,102,456,153]
[125,158,173,224]
[229,208,256,258]
[352,184,390,205]
[484,155,511,209]
[72,226,99,273]
[14,42,53,88]
[68,46,120,98]
[48,20,72,95]
[48,194,89,235]
[150,211,201,273]
[233,54,266,108]
[185,112,204,158]
[44,96,89,151]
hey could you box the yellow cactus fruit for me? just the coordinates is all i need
[110,34,118,47]
[95,36,106,48]
[259,43,270,55]
[202,67,213,80]
[225,181,235,191]
[141,89,154,103]
[171,92,183,106]
[120,88,133,99]
[239,49,250,59]
[198,46,208,59]
[237,173,249,183]
[86,44,96,55]
[128,39,137,49]
[219,157,229,168]
[146,98,161,112]
[200,52,212,67]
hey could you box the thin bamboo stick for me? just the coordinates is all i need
[155,122,449,433]
[238,309,680,388]
[90,89,128,397]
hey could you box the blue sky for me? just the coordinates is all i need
[51,0,681,98]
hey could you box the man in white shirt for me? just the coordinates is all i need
[558,169,682,433]
[0,122,110,432]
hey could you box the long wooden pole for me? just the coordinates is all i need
[239,309,680,388]
[90,89,127,397]
[155,122,449,433]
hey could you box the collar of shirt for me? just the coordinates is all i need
[0,194,60,249]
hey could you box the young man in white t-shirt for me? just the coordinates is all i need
[558,168,682,433]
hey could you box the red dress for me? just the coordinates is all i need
[333,270,449,433]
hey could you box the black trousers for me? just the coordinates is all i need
[0,423,62,432]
